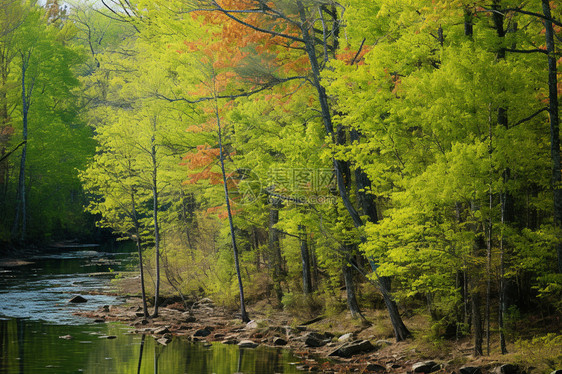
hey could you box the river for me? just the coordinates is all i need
[0,247,302,373]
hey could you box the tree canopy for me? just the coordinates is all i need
[0,0,560,359]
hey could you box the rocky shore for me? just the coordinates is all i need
[76,297,552,374]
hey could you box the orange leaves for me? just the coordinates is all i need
[0,125,14,138]
[183,144,219,170]
[336,45,371,65]
[181,145,221,185]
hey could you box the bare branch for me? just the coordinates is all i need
[318,6,329,63]
[155,76,308,104]
[480,7,562,27]
[99,0,140,33]
[505,48,548,54]
[200,1,306,43]
[350,37,366,65]
[0,141,26,164]
[511,107,549,128]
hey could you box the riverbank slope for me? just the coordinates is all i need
[78,294,561,374]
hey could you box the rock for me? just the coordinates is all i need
[59,335,73,340]
[193,328,211,337]
[460,366,482,374]
[135,312,146,317]
[157,337,172,345]
[375,339,392,348]
[99,335,117,339]
[245,320,259,329]
[412,361,441,373]
[304,332,330,347]
[69,295,88,303]
[365,363,386,372]
[198,297,214,305]
[550,371,562,374]
[328,340,375,358]
[222,337,238,345]
[493,364,525,374]
[338,333,354,342]
[192,298,214,309]
[181,312,196,323]
[93,318,105,323]
[499,364,524,374]
[153,326,170,335]
[273,337,287,346]
[300,316,325,326]
[238,340,258,348]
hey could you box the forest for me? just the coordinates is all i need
[0,0,561,361]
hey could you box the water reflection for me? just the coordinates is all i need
[0,249,303,373]
[137,334,145,374]
[0,318,302,373]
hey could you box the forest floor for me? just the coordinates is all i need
[76,277,562,374]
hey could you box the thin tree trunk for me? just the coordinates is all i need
[269,197,284,302]
[542,0,562,274]
[215,99,249,323]
[499,194,507,354]
[486,109,493,356]
[299,224,313,295]
[0,48,11,216]
[12,55,30,242]
[151,132,161,318]
[131,191,149,318]
[311,237,319,291]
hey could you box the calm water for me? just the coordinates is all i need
[0,248,302,373]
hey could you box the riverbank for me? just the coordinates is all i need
[76,295,555,374]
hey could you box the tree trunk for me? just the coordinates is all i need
[472,290,483,356]
[499,198,507,354]
[131,191,149,318]
[151,133,161,318]
[350,129,379,222]
[12,56,30,242]
[542,0,562,274]
[296,0,410,340]
[378,276,411,341]
[216,100,249,323]
[0,48,11,216]
[299,224,313,295]
[342,259,364,320]
[269,197,284,302]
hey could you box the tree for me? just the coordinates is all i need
[4,2,89,244]
[138,0,411,340]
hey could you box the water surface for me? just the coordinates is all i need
[0,248,302,373]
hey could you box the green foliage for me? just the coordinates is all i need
[281,292,323,318]
[515,333,562,372]
[0,1,94,244]
[2,0,553,350]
